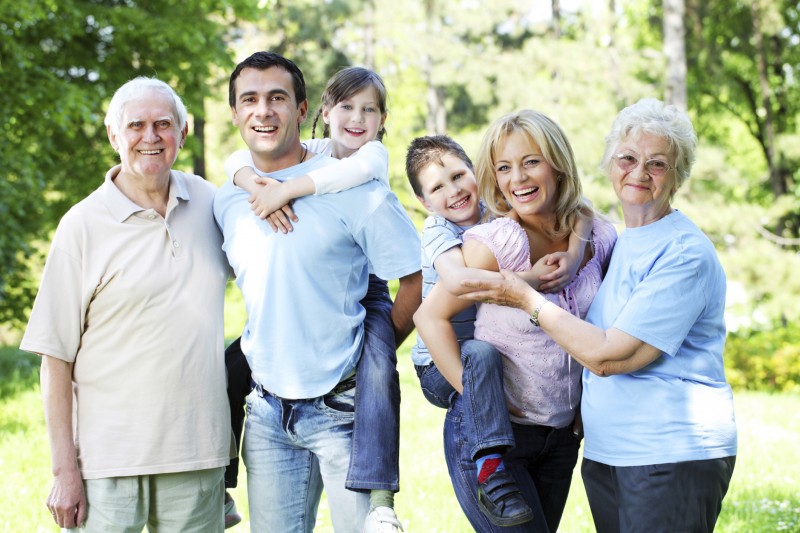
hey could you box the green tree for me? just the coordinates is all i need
[0,0,257,325]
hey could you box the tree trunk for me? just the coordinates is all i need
[551,0,561,39]
[424,0,446,134]
[192,97,206,179]
[363,0,375,70]
[751,3,785,197]
[663,0,687,111]
[607,0,624,107]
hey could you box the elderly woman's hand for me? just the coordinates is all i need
[460,269,540,312]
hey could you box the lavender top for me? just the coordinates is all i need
[466,216,617,428]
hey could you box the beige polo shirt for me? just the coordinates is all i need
[21,166,231,479]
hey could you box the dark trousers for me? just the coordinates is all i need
[224,337,250,489]
[581,456,736,533]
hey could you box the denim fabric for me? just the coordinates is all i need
[581,456,736,533]
[347,274,400,492]
[242,381,370,533]
[417,339,515,458]
[416,362,457,409]
[444,395,580,533]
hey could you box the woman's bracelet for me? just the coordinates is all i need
[529,299,549,327]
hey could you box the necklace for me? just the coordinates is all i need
[298,143,308,164]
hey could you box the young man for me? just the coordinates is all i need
[213,51,421,532]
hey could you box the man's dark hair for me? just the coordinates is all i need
[405,135,473,197]
[228,51,306,108]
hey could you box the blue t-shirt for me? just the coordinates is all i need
[582,210,737,466]
[410,209,483,366]
[213,153,421,399]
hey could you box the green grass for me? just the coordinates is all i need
[2,343,798,532]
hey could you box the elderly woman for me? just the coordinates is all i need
[21,78,231,532]
[462,98,737,532]
[415,110,617,532]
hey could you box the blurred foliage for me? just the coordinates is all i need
[0,346,39,400]
[725,324,800,392]
[2,0,800,375]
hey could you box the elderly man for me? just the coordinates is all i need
[214,51,421,532]
[21,78,231,532]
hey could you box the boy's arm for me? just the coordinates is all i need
[537,211,592,292]
[436,245,555,295]
[413,282,473,392]
[434,247,507,296]
[415,238,499,391]
[308,141,389,194]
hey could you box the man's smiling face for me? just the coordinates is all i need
[231,66,308,172]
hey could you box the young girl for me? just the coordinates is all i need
[224,67,405,533]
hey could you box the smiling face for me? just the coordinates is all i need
[494,130,560,222]
[416,152,481,226]
[231,66,308,172]
[611,132,675,227]
[322,85,386,159]
[107,89,186,182]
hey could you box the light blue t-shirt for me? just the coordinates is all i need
[582,210,737,466]
[410,208,483,366]
[214,153,421,399]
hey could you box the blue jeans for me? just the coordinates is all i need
[444,395,580,532]
[243,378,370,532]
[347,275,400,492]
[416,339,515,458]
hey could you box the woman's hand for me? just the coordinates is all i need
[460,269,540,312]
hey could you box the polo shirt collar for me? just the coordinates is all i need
[100,165,191,223]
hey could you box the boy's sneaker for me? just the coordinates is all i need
[363,506,404,533]
[477,469,534,527]
[224,492,242,529]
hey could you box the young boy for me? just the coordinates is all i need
[406,135,587,527]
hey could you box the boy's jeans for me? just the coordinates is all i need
[243,379,370,532]
[416,339,515,458]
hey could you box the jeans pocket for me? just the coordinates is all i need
[420,386,450,409]
[321,383,356,416]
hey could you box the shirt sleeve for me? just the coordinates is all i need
[612,235,713,356]
[422,216,463,268]
[308,141,389,194]
[223,150,256,183]
[354,190,421,281]
[19,222,85,362]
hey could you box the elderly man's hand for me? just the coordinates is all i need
[460,269,538,311]
[47,468,87,528]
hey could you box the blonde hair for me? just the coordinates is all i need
[475,109,590,240]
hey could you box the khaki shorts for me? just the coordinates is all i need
[66,467,224,533]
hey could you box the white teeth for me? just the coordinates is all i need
[254,126,276,132]
[346,128,365,134]
[514,187,538,196]
[139,150,162,155]
[449,197,469,209]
